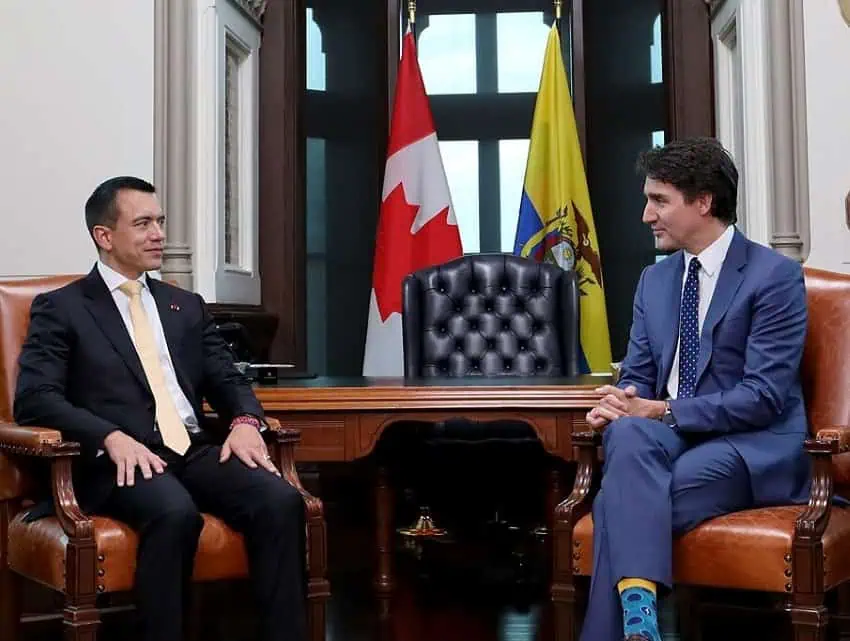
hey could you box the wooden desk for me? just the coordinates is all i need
[254,375,606,633]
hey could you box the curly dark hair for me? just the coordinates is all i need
[636,137,738,224]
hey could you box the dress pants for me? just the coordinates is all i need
[578,417,753,641]
[96,440,306,641]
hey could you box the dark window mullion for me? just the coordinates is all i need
[476,12,501,253]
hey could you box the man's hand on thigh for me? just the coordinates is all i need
[220,422,281,477]
[104,430,167,487]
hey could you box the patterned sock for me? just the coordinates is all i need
[617,578,660,641]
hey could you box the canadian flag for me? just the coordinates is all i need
[362,31,463,376]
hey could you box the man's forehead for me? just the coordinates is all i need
[643,178,676,195]
[116,190,162,217]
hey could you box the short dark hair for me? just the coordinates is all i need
[84,176,156,241]
[636,137,738,224]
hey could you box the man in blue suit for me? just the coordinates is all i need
[579,137,810,641]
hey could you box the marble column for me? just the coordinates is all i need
[154,0,194,289]
[766,0,810,262]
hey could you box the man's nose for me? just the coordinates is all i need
[642,205,655,224]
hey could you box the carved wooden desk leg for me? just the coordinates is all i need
[374,466,395,641]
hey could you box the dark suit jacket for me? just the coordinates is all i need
[13,266,263,511]
[617,229,811,506]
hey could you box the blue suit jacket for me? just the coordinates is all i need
[617,229,811,506]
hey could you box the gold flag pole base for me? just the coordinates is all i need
[397,506,447,539]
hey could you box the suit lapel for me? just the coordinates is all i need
[694,230,748,386]
[147,277,195,404]
[657,252,685,397]
[81,267,151,393]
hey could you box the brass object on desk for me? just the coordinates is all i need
[398,506,447,538]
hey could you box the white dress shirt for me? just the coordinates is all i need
[97,261,198,429]
[666,224,736,399]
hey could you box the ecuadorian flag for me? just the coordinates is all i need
[513,25,612,374]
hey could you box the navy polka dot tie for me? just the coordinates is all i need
[678,257,701,398]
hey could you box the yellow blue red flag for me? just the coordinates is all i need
[513,25,611,374]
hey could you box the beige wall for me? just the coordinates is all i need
[0,0,154,278]
[802,0,850,272]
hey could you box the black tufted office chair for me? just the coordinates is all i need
[395,254,581,596]
[402,254,580,378]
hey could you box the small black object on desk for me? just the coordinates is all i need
[237,363,317,384]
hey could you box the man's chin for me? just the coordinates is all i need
[143,257,163,272]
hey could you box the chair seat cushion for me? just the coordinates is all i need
[8,511,248,593]
[573,505,850,593]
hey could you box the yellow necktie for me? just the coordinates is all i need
[118,280,191,455]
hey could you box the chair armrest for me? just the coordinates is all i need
[262,418,323,516]
[813,425,850,453]
[0,422,79,457]
[263,418,327,585]
[0,422,91,539]
[793,428,847,544]
[555,431,602,524]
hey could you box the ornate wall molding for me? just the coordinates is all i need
[230,0,268,28]
[154,0,195,289]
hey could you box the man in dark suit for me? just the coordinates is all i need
[579,138,810,641]
[14,177,305,641]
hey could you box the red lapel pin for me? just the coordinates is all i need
[170,303,180,311]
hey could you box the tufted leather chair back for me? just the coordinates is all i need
[0,275,82,422]
[801,267,850,487]
[402,254,580,378]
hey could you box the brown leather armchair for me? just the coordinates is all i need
[552,266,850,641]
[0,276,329,641]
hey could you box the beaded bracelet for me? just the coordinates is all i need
[230,414,262,430]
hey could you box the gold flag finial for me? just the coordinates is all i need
[408,0,416,25]
[554,0,562,21]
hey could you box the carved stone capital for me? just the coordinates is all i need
[229,0,268,28]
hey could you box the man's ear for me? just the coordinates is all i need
[91,225,112,253]
[696,192,714,217]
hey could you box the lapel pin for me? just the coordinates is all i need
[170,303,180,311]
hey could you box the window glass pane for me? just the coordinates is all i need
[439,140,479,253]
[418,14,477,95]
[650,14,662,84]
[224,41,241,266]
[306,8,326,91]
[496,12,549,93]
[499,139,529,252]
[652,129,665,148]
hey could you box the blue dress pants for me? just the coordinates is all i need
[578,417,753,641]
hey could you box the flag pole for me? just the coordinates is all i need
[553,0,562,36]
[408,0,416,27]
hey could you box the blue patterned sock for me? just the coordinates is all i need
[620,586,660,641]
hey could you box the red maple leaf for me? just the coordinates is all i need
[372,184,463,321]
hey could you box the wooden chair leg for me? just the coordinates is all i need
[0,502,22,641]
[63,539,100,641]
[790,604,828,641]
[306,494,329,641]
[0,565,22,641]
[551,581,583,641]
